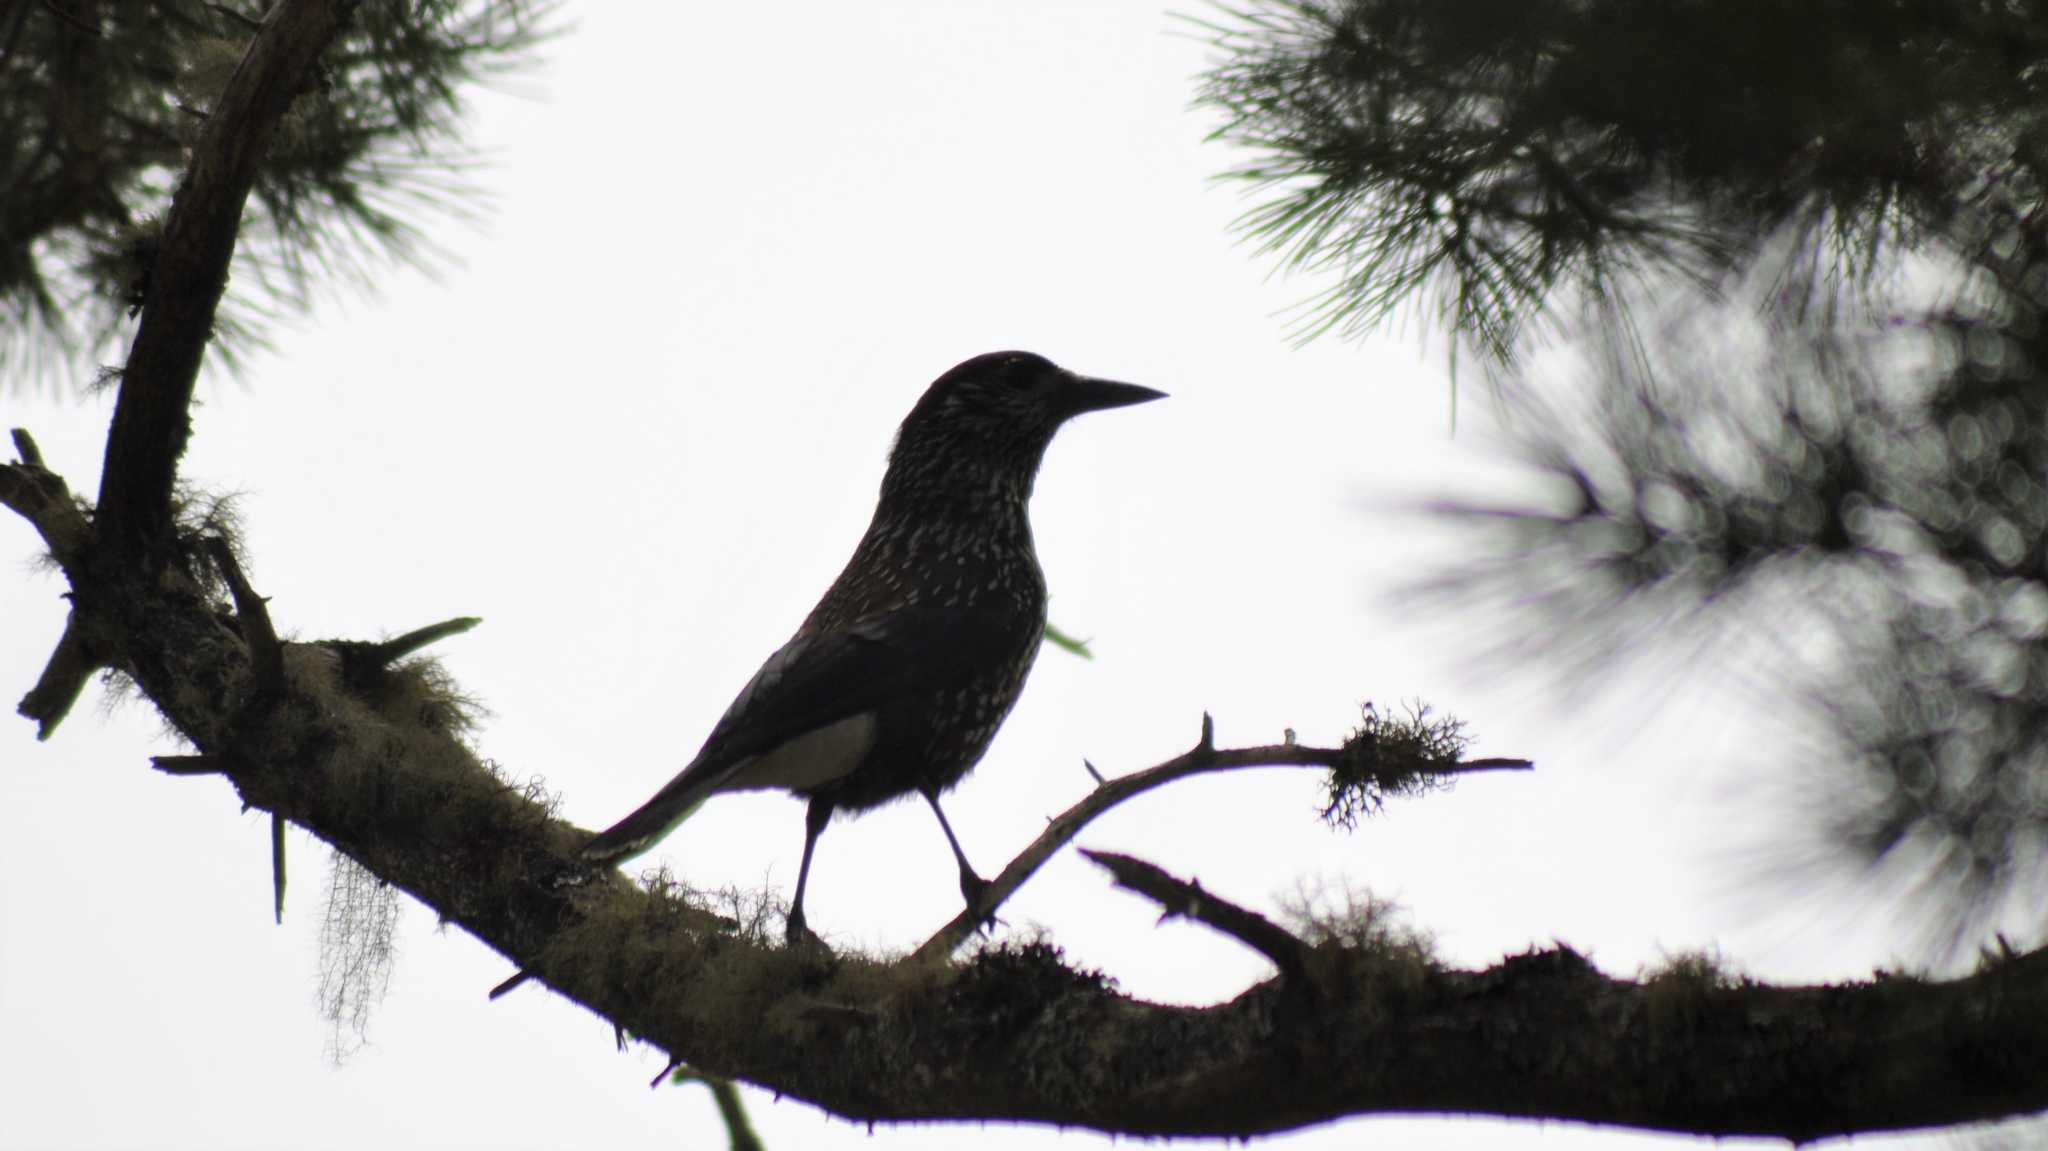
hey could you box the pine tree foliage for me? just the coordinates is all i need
[1198,0,2045,358]
[1203,0,2048,947]
[0,0,552,387]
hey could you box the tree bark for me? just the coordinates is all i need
[95,0,358,560]
[8,444,2048,1142]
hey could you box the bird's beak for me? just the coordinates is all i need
[1058,373,1168,417]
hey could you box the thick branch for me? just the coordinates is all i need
[94,0,356,558]
[15,450,2048,1141]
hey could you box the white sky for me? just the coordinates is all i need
[0,4,1970,1149]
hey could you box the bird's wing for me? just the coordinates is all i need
[580,604,1014,862]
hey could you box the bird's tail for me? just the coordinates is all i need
[580,775,712,864]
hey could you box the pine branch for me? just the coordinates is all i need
[10,445,2048,1139]
[96,0,358,558]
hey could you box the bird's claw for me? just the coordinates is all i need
[783,913,833,960]
[958,870,1002,935]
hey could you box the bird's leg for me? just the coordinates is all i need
[921,789,993,925]
[785,797,833,951]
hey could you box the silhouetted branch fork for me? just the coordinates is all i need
[913,715,1532,960]
[649,1053,684,1089]
[204,537,283,699]
[1081,848,1313,987]
[94,0,355,557]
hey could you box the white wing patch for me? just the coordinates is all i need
[719,712,878,793]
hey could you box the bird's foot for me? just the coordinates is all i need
[958,869,1002,935]
[783,911,833,959]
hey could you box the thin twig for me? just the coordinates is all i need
[1081,849,1314,988]
[152,754,226,776]
[912,715,1532,961]
[488,970,531,1000]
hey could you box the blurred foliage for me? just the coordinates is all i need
[1200,0,2048,949]
[0,0,554,388]
[1197,0,2046,360]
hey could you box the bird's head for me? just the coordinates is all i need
[887,352,1165,492]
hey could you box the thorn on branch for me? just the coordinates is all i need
[272,812,287,925]
[205,536,284,701]
[650,1052,684,1089]
[1083,759,1105,786]
[488,969,532,1000]
[377,616,482,662]
[326,616,480,697]
[1080,848,1315,990]
[152,754,226,776]
[1199,712,1215,755]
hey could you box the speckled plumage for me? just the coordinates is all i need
[581,351,1163,945]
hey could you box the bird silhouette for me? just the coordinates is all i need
[581,351,1164,946]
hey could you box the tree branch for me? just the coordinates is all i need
[1,428,91,571]
[13,451,2048,1141]
[17,614,102,740]
[204,536,283,700]
[1080,848,1314,988]
[94,0,357,559]
[913,715,1531,960]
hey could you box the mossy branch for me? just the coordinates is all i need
[9,446,2048,1139]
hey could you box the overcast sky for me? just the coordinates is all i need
[0,4,1954,1149]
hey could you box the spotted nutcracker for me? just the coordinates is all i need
[580,351,1164,945]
